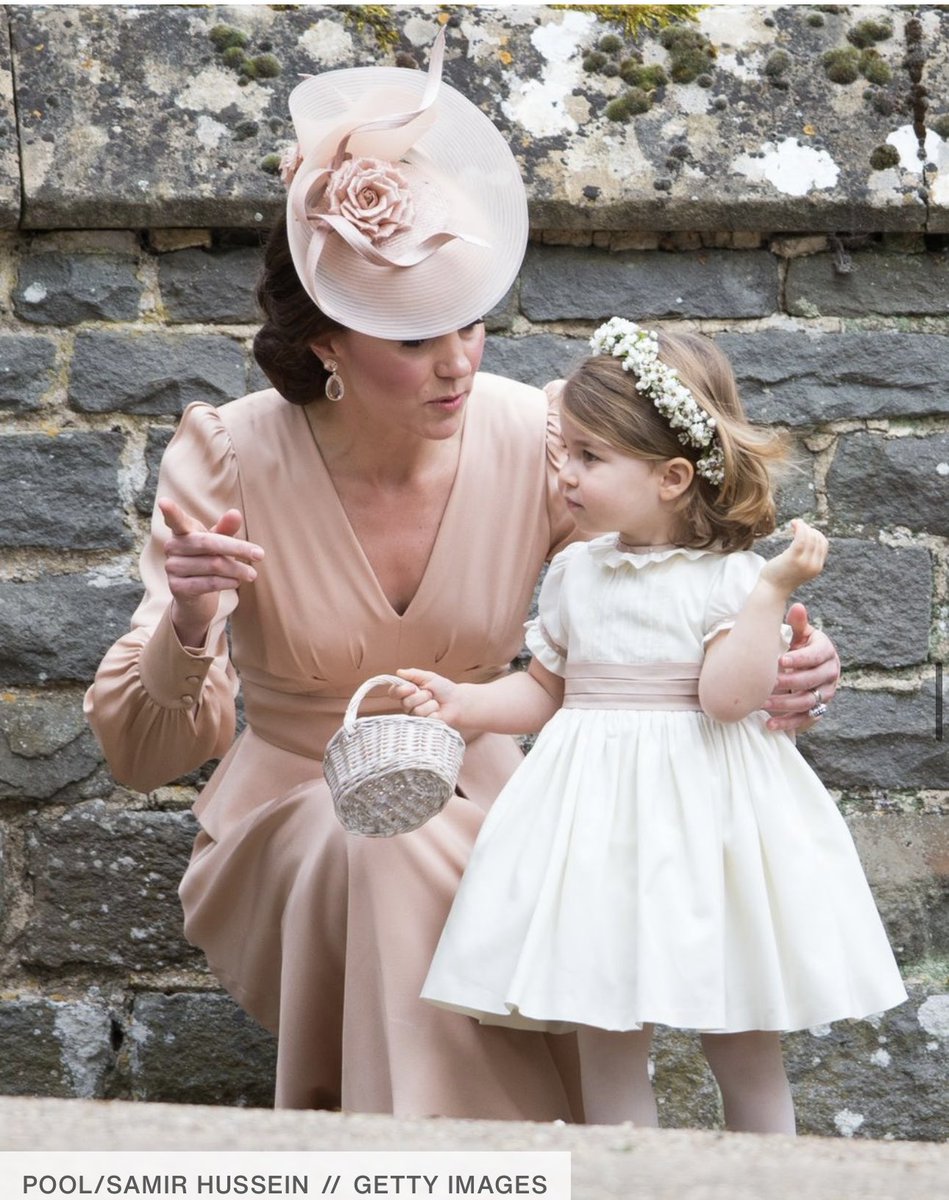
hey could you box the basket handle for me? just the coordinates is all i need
[343,674,406,736]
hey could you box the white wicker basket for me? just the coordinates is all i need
[323,674,466,837]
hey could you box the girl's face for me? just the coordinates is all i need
[558,413,688,545]
[314,321,485,441]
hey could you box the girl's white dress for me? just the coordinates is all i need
[422,536,907,1034]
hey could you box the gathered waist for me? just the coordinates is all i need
[563,661,703,711]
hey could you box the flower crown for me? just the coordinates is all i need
[589,318,726,487]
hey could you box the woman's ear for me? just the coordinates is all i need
[308,336,340,367]
[658,457,694,500]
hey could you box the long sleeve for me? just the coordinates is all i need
[84,403,242,792]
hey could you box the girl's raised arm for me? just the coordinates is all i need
[699,521,828,724]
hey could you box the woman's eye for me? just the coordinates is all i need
[401,339,427,349]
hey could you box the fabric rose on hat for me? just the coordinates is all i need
[279,143,303,186]
[327,157,414,244]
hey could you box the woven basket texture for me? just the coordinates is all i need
[324,676,465,837]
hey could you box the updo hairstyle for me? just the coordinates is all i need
[253,213,345,406]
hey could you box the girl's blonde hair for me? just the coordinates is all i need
[561,329,788,552]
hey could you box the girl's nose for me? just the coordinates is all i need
[558,459,578,488]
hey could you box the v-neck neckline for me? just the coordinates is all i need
[301,399,472,621]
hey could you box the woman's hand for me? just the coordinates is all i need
[764,602,841,732]
[158,497,264,649]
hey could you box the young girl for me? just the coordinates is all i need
[395,319,907,1134]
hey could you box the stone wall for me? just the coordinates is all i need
[0,4,946,1139]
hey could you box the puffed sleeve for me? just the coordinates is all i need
[524,543,583,676]
[703,551,792,648]
[83,403,242,792]
[544,380,577,559]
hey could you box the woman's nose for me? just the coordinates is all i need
[435,334,472,377]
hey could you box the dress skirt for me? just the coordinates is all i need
[422,707,908,1034]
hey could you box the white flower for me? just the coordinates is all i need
[590,317,724,486]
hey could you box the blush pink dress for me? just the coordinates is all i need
[84,373,580,1118]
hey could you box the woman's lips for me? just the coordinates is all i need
[429,393,464,411]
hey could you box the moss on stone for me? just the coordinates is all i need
[209,24,248,52]
[859,48,891,85]
[932,114,949,140]
[619,60,667,89]
[822,47,860,84]
[553,5,702,38]
[597,33,623,53]
[660,25,716,84]
[869,143,900,170]
[221,45,246,69]
[807,12,825,27]
[605,87,652,121]
[847,18,893,49]
[583,50,608,72]
[343,5,400,51]
[251,54,281,79]
[260,154,282,175]
[764,50,792,79]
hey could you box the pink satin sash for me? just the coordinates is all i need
[563,661,703,711]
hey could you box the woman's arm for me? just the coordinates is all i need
[394,659,564,738]
[83,404,255,792]
[699,521,828,724]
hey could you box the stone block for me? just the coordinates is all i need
[787,250,949,317]
[800,682,945,792]
[158,247,263,324]
[774,447,818,523]
[11,7,936,233]
[921,8,949,231]
[0,576,141,685]
[849,814,949,966]
[0,692,104,802]
[134,426,176,516]
[0,335,58,411]
[128,992,276,1107]
[790,538,931,669]
[482,332,588,390]
[784,985,949,1142]
[652,984,949,1141]
[0,431,129,549]
[715,331,949,425]
[826,431,949,537]
[0,18,18,230]
[69,331,247,415]
[0,995,116,1099]
[23,800,200,970]
[520,247,778,321]
[13,252,144,326]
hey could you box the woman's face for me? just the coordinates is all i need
[316,321,485,439]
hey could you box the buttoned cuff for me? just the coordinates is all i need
[137,606,216,710]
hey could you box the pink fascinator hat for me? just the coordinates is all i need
[283,30,528,341]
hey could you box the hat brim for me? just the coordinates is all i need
[286,65,527,341]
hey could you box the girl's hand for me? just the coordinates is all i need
[759,519,828,595]
[159,497,264,648]
[765,603,841,732]
[392,668,463,725]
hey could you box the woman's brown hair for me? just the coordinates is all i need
[562,329,789,552]
[253,212,345,406]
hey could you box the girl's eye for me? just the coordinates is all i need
[581,449,600,463]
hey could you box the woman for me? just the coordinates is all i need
[84,33,840,1118]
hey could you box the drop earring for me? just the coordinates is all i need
[324,360,345,402]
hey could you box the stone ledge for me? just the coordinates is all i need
[2,1097,949,1200]
[4,6,948,232]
